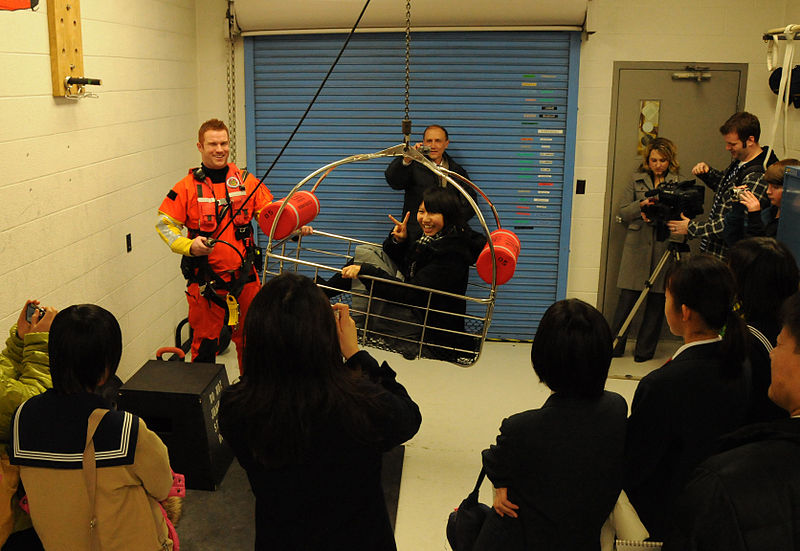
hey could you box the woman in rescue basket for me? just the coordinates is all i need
[317,185,486,361]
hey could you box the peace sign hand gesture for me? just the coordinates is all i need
[388,212,410,242]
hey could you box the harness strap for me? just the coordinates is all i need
[182,167,257,317]
[83,409,109,551]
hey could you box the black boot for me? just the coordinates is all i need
[315,273,352,298]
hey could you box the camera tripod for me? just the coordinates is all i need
[612,239,690,351]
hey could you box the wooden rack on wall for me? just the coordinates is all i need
[47,0,101,98]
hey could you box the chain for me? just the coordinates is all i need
[226,3,237,163]
[401,0,412,145]
[403,0,411,120]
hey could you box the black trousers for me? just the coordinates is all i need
[611,288,666,360]
[2,528,44,551]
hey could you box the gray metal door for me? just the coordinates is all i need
[600,62,748,326]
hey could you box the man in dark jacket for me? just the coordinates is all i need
[384,124,477,240]
[667,292,800,551]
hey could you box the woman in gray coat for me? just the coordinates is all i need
[611,138,681,362]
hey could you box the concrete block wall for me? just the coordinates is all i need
[0,0,199,380]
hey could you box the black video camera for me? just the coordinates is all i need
[641,179,705,241]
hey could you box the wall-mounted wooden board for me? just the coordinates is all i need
[47,0,83,96]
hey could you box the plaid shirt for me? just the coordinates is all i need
[688,147,774,261]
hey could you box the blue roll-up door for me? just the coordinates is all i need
[245,31,579,340]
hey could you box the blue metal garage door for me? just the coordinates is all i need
[244,31,579,339]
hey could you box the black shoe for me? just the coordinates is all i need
[315,274,347,299]
[634,355,653,363]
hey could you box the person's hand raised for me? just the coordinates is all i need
[738,189,761,213]
[332,303,359,360]
[402,142,424,165]
[389,212,410,242]
[16,301,58,339]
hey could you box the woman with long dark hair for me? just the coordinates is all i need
[729,237,800,422]
[218,273,421,550]
[624,255,751,540]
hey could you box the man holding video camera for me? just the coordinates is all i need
[668,112,776,261]
[385,124,476,240]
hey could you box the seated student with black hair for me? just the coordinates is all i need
[729,237,800,423]
[624,255,752,541]
[9,305,175,551]
[474,299,627,550]
[667,292,800,551]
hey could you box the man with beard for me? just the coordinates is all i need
[667,111,777,261]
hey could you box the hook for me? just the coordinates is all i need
[64,76,102,100]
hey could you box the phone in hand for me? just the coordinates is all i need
[25,304,45,323]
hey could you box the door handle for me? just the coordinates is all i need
[672,71,712,82]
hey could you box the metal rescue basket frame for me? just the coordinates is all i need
[261,144,506,366]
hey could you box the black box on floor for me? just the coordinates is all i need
[118,360,233,491]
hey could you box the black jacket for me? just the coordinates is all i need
[746,205,779,238]
[745,321,785,424]
[358,227,484,353]
[666,418,800,551]
[624,341,752,539]
[219,351,421,551]
[384,153,476,240]
[475,391,628,551]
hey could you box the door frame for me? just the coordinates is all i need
[596,61,748,314]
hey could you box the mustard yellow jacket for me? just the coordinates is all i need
[0,325,51,443]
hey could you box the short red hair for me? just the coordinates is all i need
[198,119,229,144]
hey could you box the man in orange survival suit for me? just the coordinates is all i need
[156,119,272,371]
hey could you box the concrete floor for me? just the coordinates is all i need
[176,337,676,550]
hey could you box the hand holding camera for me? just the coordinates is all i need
[25,303,45,323]
[642,180,705,241]
[737,188,761,213]
[17,300,57,339]
[332,303,359,360]
[402,143,432,165]
[639,197,656,222]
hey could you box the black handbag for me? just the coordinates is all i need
[446,468,492,551]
